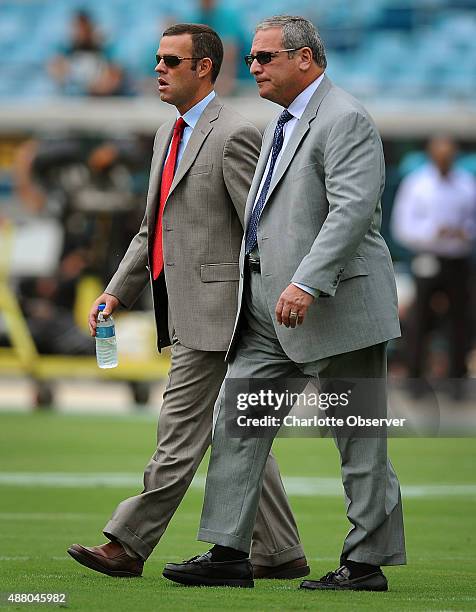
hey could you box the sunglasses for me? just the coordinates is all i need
[155,54,203,68]
[243,47,303,68]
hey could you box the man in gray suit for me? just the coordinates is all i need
[164,16,406,591]
[67,23,308,580]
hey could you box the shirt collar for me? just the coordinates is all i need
[177,90,216,128]
[286,73,325,119]
[427,163,457,183]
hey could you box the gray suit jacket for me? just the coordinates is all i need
[228,76,401,362]
[105,96,261,351]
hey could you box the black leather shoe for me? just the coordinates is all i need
[300,565,388,591]
[163,550,254,588]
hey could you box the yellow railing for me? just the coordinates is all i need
[0,219,170,383]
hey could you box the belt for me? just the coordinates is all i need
[246,255,261,272]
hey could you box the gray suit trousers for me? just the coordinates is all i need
[103,335,305,565]
[198,271,406,566]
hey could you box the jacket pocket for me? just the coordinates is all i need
[200,262,240,282]
[340,256,369,281]
[188,163,213,176]
[293,162,321,180]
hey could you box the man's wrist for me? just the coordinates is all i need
[292,282,319,298]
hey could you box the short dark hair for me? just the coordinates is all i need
[162,23,223,82]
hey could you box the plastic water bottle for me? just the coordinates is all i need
[95,304,118,368]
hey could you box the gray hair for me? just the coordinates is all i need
[255,15,327,69]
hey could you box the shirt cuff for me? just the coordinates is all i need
[292,282,319,298]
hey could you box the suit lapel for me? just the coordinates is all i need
[244,121,276,229]
[260,75,333,210]
[166,96,222,200]
[146,121,174,227]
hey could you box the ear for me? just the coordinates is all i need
[298,47,313,71]
[197,57,213,79]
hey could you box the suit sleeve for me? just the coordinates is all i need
[292,111,385,296]
[104,129,163,307]
[222,124,261,227]
[105,211,149,308]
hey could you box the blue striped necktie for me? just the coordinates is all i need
[245,109,294,255]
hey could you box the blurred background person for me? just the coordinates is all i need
[189,0,245,95]
[391,137,476,399]
[48,10,131,96]
[13,133,148,282]
[8,132,151,406]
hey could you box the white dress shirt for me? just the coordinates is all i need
[252,73,325,298]
[391,164,476,258]
[253,73,325,211]
[167,90,216,168]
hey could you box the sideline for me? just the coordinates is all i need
[0,472,475,498]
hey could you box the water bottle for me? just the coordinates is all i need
[95,304,118,369]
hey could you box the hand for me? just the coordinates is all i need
[88,293,120,337]
[88,144,118,172]
[275,284,314,328]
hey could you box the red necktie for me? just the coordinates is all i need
[152,117,186,280]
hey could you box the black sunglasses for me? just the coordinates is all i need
[244,47,303,68]
[155,54,203,68]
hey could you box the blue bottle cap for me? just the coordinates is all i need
[98,304,106,311]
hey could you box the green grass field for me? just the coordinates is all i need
[0,412,475,611]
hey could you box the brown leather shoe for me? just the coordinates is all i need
[253,556,310,579]
[67,541,143,577]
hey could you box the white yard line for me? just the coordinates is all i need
[0,473,475,498]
